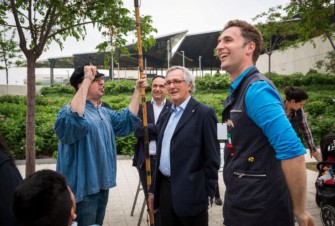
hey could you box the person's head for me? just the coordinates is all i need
[165,66,195,106]
[12,169,76,226]
[216,20,263,78]
[70,64,105,97]
[284,86,309,111]
[151,75,168,104]
[0,136,13,162]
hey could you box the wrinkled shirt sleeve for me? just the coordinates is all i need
[108,107,140,137]
[245,81,306,160]
[54,105,90,144]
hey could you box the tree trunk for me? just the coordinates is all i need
[25,57,36,176]
[326,32,335,52]
[5,67,8,85]
[268,53,272,77]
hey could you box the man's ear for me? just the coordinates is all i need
[70,206,77,221]
[68,186,77,222]
[246,42,256,56]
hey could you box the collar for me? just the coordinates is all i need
[151,98,166,107]
[230,66,255,94]
[171,96,191,113]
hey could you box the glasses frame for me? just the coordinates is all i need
[165,79,186,86]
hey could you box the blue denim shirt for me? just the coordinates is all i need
[55,100,139,202]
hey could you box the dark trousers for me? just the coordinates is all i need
[137,156,161,226]
[215,181,220,199]
[158,175,208,226]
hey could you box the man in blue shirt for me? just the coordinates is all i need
[148,66,220,226]
[217,20,315,226]
[54,64,147,226]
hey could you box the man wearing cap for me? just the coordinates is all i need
[54,64,147,226]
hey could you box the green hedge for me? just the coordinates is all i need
[0,72,334,159]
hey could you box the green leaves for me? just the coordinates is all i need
[254,0,335,52]
[0,27,24,83]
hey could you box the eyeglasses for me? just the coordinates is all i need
[165,79,186,86]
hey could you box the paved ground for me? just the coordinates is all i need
[16,153,322,226]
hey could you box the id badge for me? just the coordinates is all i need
[217,123,228,140]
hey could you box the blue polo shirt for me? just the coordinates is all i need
[230,66,306,160]
[55,100,139,202]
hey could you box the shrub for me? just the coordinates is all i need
[40,84,75,95]
[104,80,137,94]
[1,74,334,159]
[116,135,137,156]
[196,74,231,91]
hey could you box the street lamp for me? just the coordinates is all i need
[65,70,69,82]
[167,40,171,68]
[117,63,120,80]
[181,51,185,67]
[199,56,202,77]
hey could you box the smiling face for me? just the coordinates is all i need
[151,77,167,104]
[165,69,192,106]
[216,26,255,81]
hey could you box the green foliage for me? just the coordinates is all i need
[0,95,24,104]
[254,0,335,76]
[104,80,137,94]
[254,0,335,51]
[310,115,335,146]
[196,73,231,91]
[40,85,75,95]
[193,91,227,119]
[1,0,157,169]
[1,74,335,158]
[0,103,26,158]
[316,51,335,73]
[116,135,137,156]
[268,73,335,87]
[0,27,24,83]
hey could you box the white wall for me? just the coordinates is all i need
[0,85,43,96]
[256,36,332,75]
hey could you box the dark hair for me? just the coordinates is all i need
[284,86,309,102]
[0,137,14,163]
[70,63,104,91]
[12,170,73,226]
[223,20,263,64]
[152,75,165,82]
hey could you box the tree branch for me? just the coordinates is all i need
[9,0,28,54]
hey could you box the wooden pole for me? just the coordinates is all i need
[134,1,154,225]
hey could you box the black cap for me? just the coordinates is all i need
[70,65,104,90]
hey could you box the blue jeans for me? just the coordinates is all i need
[75,190,109,226]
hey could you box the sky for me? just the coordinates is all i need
[39,0,291,60]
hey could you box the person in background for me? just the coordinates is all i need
[133,75,171,226]
[12,169,77,226]
[0,137,22,226]
[217,20,315,226]
[54,64,147,225]
[148,66,220,226]
[284,86,322,162]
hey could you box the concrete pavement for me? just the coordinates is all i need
[16,153,322,226]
